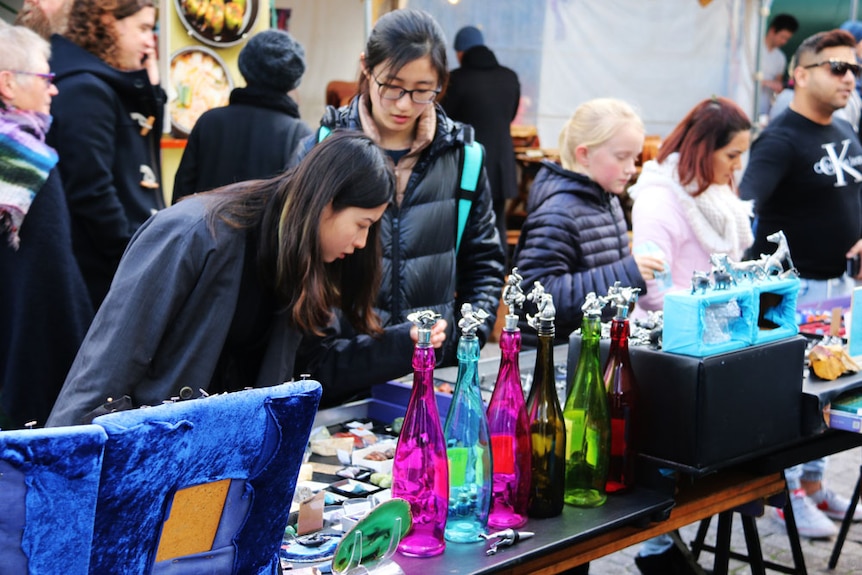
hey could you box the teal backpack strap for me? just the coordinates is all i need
[317,125,332,143]
[456,140,483,254]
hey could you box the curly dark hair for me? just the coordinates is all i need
[64,0,155,69]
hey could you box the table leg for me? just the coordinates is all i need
[828,461,862,569]
[740,514,766,575]
[779,479,808,575]
[713,511,733,575]
[689,517,712,561]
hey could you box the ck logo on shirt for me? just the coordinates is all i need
[814,139,862,187]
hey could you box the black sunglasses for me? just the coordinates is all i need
[803,59,862,79]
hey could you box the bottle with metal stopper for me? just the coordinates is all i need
[563,293,611,507]
[524,282,566,518]
[602,282,641,493]
[485,268,531,529]
[392,310,449,557]
[443,303,493,543]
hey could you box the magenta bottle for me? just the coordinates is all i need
[485,269,531,529]
[392,310,448,557]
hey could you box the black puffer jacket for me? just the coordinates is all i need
[514,162,645,345]
[294,97,505,368]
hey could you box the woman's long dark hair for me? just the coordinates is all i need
[205,131,394,336]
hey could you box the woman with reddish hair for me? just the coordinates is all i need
[630,96,755,317]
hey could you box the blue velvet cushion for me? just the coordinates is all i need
[0,425,107,575]
[91,380,322,574]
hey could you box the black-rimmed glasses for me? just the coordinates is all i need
[372,73,440,104]
[802,60,862,79]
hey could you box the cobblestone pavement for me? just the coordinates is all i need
[587,446,862,575]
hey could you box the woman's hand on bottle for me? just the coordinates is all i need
[409,319,448,348]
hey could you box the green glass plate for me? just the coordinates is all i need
[332,498,412,574]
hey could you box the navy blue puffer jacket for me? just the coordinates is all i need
[514,162,645,345]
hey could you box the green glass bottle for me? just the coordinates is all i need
[563,294,610,507]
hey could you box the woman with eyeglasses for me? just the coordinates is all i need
[0,24,94,429]
[292,9,505,398]
[47,0,164,310]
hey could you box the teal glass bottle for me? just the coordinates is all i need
[443,303,493,543]
[392,311,448,557]
[563,294,610,507]
[525,283,565,518]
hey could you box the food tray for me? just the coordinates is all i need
[168,46,233,138]
[173,0,259,48]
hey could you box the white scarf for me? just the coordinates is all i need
[630,153,753,260]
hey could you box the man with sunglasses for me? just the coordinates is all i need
[741,29,862,539]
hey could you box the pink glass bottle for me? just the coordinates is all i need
[392,310,448,557]
[485,268,531,529]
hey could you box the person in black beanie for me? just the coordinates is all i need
[172,29,312,202]
[441,25,520,263]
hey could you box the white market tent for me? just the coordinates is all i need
[408,0,778,142]
[288,0,858,143]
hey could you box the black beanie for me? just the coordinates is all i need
[238,29,306,93]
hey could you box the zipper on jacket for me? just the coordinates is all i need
[390,213,402,320]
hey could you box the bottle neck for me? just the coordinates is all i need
[457,333,481,363]
[413,343,436,374]
[499,325,522,356]
[581,315,601,344]
[609,318,630,353]
[536,330,555,368]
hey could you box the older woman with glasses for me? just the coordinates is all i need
[292,9,505,397]
[0,23,94,429]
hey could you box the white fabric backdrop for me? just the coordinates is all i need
[536,0,759,143]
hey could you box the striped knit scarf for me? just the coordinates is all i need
[0,107,58,249]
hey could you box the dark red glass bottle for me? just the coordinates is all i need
[603,305,638,493]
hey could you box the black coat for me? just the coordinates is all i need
[441,46,520,203]
[514,162,645,345]
[0,170,94,428]
[172,87,312,202]
[47,35,165,309]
